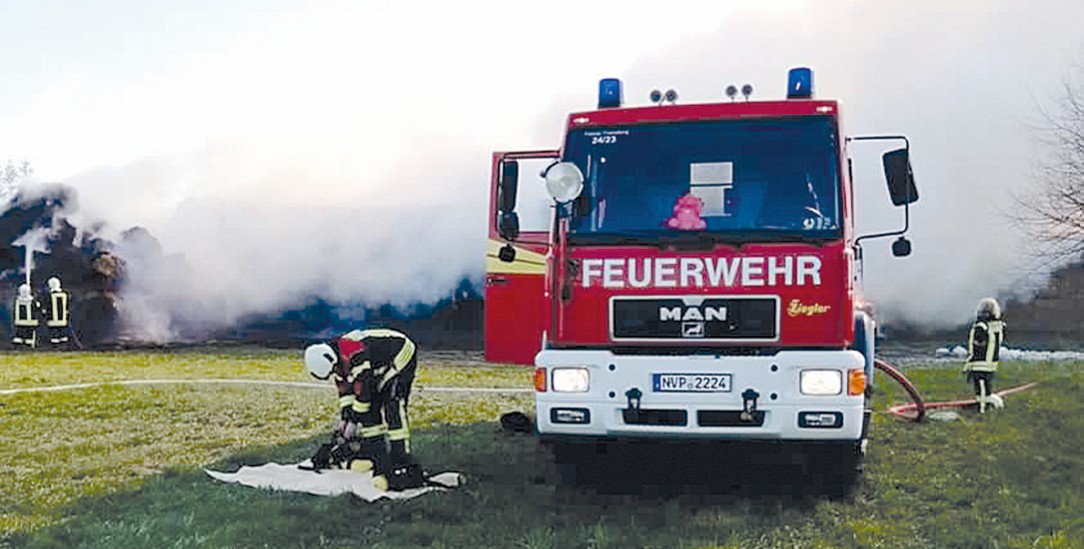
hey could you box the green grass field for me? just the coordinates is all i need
[0,349,1081,548]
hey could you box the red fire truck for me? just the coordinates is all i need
[485,68,917,482]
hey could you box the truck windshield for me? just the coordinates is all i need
[562,116,842,241]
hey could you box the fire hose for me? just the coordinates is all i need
[874,358,1039,422]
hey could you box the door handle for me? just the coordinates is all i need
[486,276,508,286]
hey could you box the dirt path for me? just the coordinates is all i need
[0,379,532,396]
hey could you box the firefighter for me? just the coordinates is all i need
[41,277,72,347]
[11,283,40,348]
[964,298,1006,413]
[303,328,424,491]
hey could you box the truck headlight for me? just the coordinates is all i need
[551,367,590,392]
[800,369,842,395]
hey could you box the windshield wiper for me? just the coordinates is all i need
[656,233,739,251]
[717,230,835,247]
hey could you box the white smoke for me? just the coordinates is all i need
[12,1,1082,337]
[67,135,491,339]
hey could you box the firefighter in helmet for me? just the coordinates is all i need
[11,283,40,348]
[964,297,1006,412]
[41,277,72,347]
[303,328,423,491]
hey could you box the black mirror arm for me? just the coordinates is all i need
[847,134,910,151]
[848,133,913,251]
[854,199,909,250]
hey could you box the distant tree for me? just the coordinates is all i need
[1014,67,1084,263]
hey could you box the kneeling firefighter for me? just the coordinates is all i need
[964,298,1006,413]
[303,328,425,491]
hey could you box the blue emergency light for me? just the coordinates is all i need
[787,67,814,99]
[598,78,623,109]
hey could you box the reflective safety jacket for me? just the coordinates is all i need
[329,329,417,425]
[12,297,40,327]
[965,319,1005,373]
[43,290,71,328]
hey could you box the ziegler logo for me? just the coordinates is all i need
[787,299,831,317]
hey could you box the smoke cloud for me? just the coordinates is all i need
[17,1,1084,338]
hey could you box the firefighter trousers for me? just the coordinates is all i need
[967,371,995,397]
[12,325,36,347]
[360,355,417,462]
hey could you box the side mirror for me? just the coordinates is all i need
[498,160,519,213]
[882,148,918,206]
[498,211,520,241]
[892,237,912,257]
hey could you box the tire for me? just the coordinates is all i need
[804,442,863,498]
[549,443,584,487]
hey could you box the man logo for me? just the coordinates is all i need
[682,322,705,338]
[659,306,728,322]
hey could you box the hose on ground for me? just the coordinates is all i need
[874,358,927,422]
[875,357,1040,422]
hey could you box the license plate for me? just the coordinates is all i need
[652,373,732,392]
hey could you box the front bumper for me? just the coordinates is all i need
[535,349,866,441]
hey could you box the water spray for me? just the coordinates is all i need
[13,227,52,288]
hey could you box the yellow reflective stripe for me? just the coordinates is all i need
[486,238,547,275]
[381,367,398,388]
[340,329,365,341]
[359,424,387,438]
[362,329,404,339]
[393,339,415,370]
[350,361,372,377]
[13,302,38,326]
[387,428,410,441]
[47,293,68,326]
[338,395,355,408]
[965,320,1003,372]
[351,400,371,413]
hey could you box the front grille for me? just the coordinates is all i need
[622,408,688,426]
[609,346,779,356]
[697,410,766,427]
[611,296,779,341]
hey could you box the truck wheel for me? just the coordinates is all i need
[550,443,583,486]
[805,442,863,498]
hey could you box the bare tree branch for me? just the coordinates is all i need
[1009,65,1084,264]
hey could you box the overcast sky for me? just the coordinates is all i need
[2,0,1083,334]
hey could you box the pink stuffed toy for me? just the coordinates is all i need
[666,193,707,230]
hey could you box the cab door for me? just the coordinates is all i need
[484,151,558,365]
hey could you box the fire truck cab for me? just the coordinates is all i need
[485,68,917,482]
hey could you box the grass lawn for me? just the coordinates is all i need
[0,349,1082,548]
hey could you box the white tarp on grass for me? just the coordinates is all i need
[205,462,464,502]
[935,346,1084,361]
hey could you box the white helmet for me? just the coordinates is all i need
[304,343,338,380]
[47,277,61,292]
[17,284,31,299]
[976,298,1001,320]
